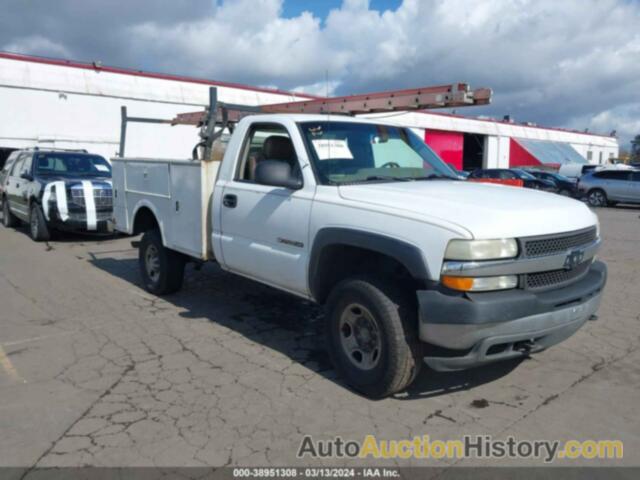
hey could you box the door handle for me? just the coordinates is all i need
[223,194,237,208]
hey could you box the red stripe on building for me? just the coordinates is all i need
[509,138,542,168]
[424,129,463,170]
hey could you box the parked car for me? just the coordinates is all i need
[526,170,578,197]
[1,148,113,241]
[468,168,557,191]
[558,163,599,180]
[577,169,640,207]
[113,109,606,399]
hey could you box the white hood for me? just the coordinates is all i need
[338,180,597,239]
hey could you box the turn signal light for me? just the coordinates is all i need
[441,275,518,292]
[441,276,475,291]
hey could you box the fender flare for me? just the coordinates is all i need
[308,227,429,302]
[131,200,166,244]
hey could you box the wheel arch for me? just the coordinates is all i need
[131,202,165,244]
[308,228,429,304]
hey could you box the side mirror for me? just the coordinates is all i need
[255,160,302,190]
[20,172,33,181]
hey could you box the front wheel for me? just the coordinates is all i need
[325,276,423,398]
[2,197,19,228]
[587,189,607,207]
[29,203,50,241]
[139,229,186,295]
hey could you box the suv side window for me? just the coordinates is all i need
[596,171,630,180]
[2,151,19,174]
[20,154,33,177]
[632,172,640,182]
[10,155,25,177]
[237,124,299,183]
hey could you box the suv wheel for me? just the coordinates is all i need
[325,276,423,398]
[139,229,186,295]
[29,203,50,241]
[587,189,607,207]
[2,197,20,228]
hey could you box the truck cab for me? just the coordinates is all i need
[113,92,606,399]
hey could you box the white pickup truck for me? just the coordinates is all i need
[113,110,606,398]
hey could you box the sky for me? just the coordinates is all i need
[1,0,639,149]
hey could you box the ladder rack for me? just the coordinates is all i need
[119,82,491,160]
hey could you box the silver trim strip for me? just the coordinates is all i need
[441,238,601,277]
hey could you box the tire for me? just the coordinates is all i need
[29,203,50,241]
[587,189,607,207]
[325,276,423,399]
[139,229,185,295]
[2,197,19,228]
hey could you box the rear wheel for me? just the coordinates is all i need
[2,197,19,228]
[139,229,186,295]
[587,189,607,207]
[29,203,50,241]
[325,276,423,399]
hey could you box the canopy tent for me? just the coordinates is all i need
[510,138,586,168]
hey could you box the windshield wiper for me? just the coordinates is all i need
[360,175,414,182]
[412,174,458,181]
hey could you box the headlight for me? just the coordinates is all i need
[444,238,518,260]
[441,275,518,292]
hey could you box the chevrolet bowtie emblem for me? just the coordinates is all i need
[564,249,585,270]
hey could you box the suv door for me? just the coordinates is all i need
[219,122,314,296]
[5,154,28,220]
[15,153,33,216]
[0,151,20,192]
[599,171,632,201]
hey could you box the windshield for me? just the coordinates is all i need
[299,121,457,184]
[35,153,111,177]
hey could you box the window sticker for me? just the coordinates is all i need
[311,139,354,160]
[94,164,110,172]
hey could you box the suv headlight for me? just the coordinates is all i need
[444,238,518,261]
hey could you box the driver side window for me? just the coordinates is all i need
[20,155,33,177]
[10,155,25,177]
[237,124,298,183]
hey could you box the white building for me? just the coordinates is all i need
[0,52,619,170]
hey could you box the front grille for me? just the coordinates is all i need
[523,227,597,258]
[525,261,591,290]
[70,187,113,208]
[69,211,113,222]
[93,189,113,208]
